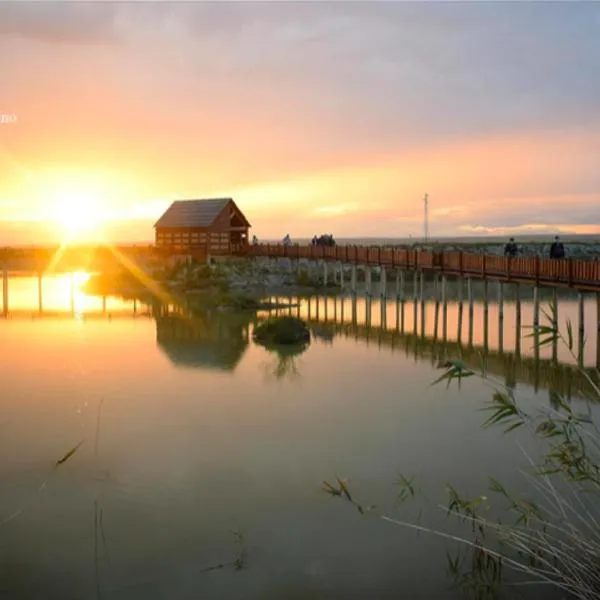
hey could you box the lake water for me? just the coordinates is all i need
[1,274,599,599]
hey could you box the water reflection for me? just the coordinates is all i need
[2,273,140,316]
[0,284,596,599]
[266,294,600,400]
[155,312,251,372]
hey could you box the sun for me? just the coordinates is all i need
[55,190,104,242]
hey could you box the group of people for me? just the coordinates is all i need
[311,234,336,247]
[504,236,566,259]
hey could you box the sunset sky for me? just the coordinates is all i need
[0,1,599,244]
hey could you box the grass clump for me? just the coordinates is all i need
[253,316,310,345]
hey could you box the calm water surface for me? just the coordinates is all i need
[0,275,598,599]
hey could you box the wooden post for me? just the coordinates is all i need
[399,297,405,333]
[552,287,558,363]
[323,261,328,287]
[339,263,344,290]
[2,266,7,317]
[133,298,137,314]
[102,296,107,314]
[466,277,474,347]
[457,276,464,345]
[324,294,329,322]
[365,267,372,298]
[380,266,387,300]
[412,270,418,332]
[307,296,312,320]
[483,279,489,350]
[420,271,425,338]
[433,293,440,341]
[533,286,540,327]
[441,275,448,341]
[578,292,585,367]
[596,293,600,370]
[316,295,320,321]
[380,298,387,330]
[351,295,357,325]
[396,270,405,302]
[515,283,521,357]
[38,271,43,314]
[351,265,357,296]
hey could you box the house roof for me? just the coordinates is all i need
[154,198,231,229]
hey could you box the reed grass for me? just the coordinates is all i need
[324,300,600,599]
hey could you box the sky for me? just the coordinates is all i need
[0,1,599,244]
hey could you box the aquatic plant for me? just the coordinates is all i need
[253,316,310,346]
[324,300,600,599]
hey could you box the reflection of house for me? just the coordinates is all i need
[154,198,251,256]
[155,313,250,372]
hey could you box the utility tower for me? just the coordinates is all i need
[423,193,429,242]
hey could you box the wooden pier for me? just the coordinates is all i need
[250,244,600,292]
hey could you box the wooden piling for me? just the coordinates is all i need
[38,271,43,314]
[396,270,405,302]
[467,277,474,319]
[457,276,464,344]
[380,266,387,300]
[2,267,7,316]
[578,293,585,367]
[441,275,448,341]
[365,267,372,298]
[380,299,387,329]
[351,265,357,296]
[467,278,474,347]
[413,270,418,332]
[551,288,558,362]
[419,271,425,338]
[433,294,440,341]
[533,286,540,327]
[596,293,600,369]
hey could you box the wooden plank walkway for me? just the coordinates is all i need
[250,244,600,292]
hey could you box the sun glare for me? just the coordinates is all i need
[55,191,104,241]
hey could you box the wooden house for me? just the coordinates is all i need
[153,198,251,256]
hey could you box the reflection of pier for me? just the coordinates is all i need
[269,295,600,400]
[155,312,251,372]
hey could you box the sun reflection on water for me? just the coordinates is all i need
[5,272,136,315]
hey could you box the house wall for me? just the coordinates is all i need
[154,201,250,256]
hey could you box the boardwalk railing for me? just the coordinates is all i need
[249,244,600,291]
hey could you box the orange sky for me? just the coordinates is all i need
[1,2,599,243]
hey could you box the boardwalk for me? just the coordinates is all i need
[250,244,600,292]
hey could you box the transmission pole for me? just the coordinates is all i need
[423,193,429,242]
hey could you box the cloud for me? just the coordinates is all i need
[0,3,121,45]
[1,2,599,240]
